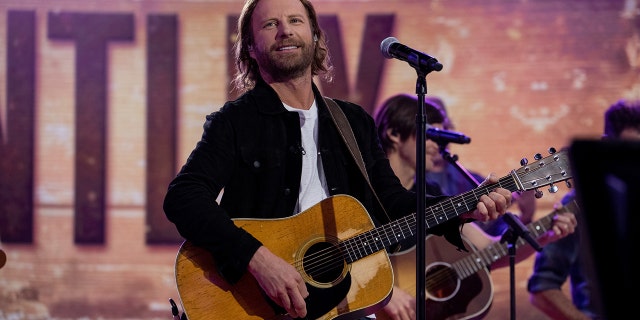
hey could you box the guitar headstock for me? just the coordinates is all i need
[513,147,572,198]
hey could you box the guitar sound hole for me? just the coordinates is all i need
[302,241,345,284]
[425,263,459,301]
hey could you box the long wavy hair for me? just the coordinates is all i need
[231,0,333,93]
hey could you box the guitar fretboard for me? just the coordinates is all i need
[452,199,580,279]
[338,149,571,264]
[339,176,519,264]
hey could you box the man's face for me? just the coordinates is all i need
[619,127,640,140]
[249,0,315,82]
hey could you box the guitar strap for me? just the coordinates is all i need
[324,97,392,224]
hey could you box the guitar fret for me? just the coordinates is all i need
[464,259,476,275]
[477,249,491,266]
[477,247,494,264]
[340,241,353,263]
[452,197,470,213]
[381,223,397,247]
[361,233,377,254]
[452,262,464,279]
[499,241,511,258]
[403,216,415,238]
[460,256,474,277]
[425,207,437,229]
[371,228,387,249]
[465,254,481,275]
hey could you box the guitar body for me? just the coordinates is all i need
[376,235,492,320]
[175,195,393,320]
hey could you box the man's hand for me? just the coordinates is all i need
[382,286,416,320]
[460,173,512,221]
[538,211,578,246]
[248,246,309,318]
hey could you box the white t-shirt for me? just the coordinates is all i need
[283,100,329,214]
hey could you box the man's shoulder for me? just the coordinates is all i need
[325,97,372,120]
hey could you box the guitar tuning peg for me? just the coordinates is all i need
[565,180,572,188]
[520,158,529,166]
[534,153,542,160]
[534,189,544,198]
[548,184,559,193]
[548,147,557,154]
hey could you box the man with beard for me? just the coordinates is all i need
[163,0,512,319]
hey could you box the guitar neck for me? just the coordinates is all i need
[339,175,520,264]
[339,149,572,264]
[451,199,580,278]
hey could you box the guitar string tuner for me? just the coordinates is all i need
[548,147,557,154]
[548,184,559,193]
[534,153,542,160]
[520,158,529,166]
[534,189,544,198]
[566,180,572,188]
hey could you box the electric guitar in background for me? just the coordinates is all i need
[174,149,572,320]
[376,198,580,320]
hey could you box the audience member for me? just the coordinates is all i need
[527,98,640,320]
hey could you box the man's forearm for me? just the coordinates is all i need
[530,289,590,320]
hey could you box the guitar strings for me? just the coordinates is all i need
[289,180,519,282]
[425,206,569,295]
[289,154,570,284]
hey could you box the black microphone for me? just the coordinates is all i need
[502,212,543,252]
[426,127,471,144]
[380,37,443,73]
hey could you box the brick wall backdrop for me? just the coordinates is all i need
[1,0,637,319]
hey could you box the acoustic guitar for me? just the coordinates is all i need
[174,149,572,320]
[375,199,580,320]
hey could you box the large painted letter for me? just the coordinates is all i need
[48,12,134,244]
[0,10,36,243]
[145,14,182,244]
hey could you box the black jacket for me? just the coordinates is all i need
[163,79,464,283]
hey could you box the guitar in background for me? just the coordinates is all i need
[376,199,580,320]
[174,149,572,320]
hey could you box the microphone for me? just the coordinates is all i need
[380,37,443,73]
[502,212,543,252]
[426,127,471,144]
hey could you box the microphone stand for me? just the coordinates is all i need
[501,213,543,320]
[499,227,520,320]
[437,144,480,187]
[414,72,428,320]
[406,47,441,320]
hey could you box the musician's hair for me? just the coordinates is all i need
[231,0,333,93]
[374,93,445,154]
[603,98,640,139]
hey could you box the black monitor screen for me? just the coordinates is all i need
[569,139,640,319]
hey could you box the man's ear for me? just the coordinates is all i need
[387,128,401,142]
